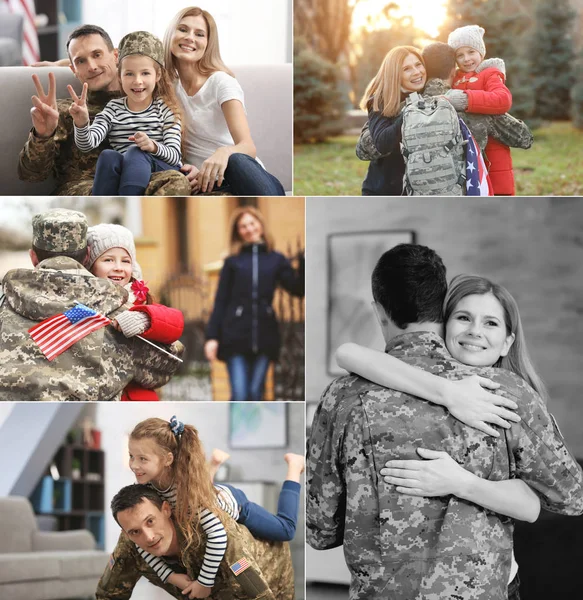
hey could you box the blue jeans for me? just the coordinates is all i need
[93,147,179,196]
[226,353,270,401]
[224,481,300,541]
[214,153,285,196]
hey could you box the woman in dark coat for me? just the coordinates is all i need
[361,46,427,196]
[204,207,304,400]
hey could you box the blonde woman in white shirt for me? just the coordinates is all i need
[163,6,285,196]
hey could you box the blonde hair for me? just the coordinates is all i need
[228,206,274,255]
[163,6,234,82]
[360,46,425,117]
[129,418,225,553]
[444,274,548,402]
[118,56,184,136]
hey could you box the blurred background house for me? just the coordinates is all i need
[0,196,305,400]
[294,0,583,196]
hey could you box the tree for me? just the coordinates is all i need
[529,0,576,120]
[294,0,360,64]
[571,53,583,129]
[294,38,346,143]
[440,0,535,119]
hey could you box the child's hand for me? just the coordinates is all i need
[167,572,193,590]
[182,580,212,598]
[67,83,89,127]
[129,132,157,153]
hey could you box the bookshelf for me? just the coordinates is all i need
[35,0,82,62]
[30,443,105,549]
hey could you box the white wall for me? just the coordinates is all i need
[82,0,290,64]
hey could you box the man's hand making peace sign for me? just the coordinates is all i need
[67,82,90,128]
[30,72,60,139]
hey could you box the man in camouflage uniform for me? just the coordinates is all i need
[97,485,294,600]
[17,24,190,196]
[0,209,182,401]
[356,42,533,161]
[306,244,583,600]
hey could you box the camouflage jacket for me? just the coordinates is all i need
[0,257,183,401]
[96,518,294,600]
[17,90,190,196]
[356,78,533,160]
[306,331,583,600]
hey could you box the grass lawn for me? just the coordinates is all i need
[294,121,582,197]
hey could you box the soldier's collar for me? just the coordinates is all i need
[88,89,123,105]
[385,330,446,354]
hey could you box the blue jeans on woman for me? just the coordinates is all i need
[93,146,179,196]
[226,353,270,401]
[224,481,300,541]
[216,153,285,196]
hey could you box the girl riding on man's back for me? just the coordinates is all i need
[69,31,183,196]
[128,416,304,599]
[445,25,516,195]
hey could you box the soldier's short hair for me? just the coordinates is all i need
[422,42,456,81]
[32,245,88,265]
[67,24,114,54]
[111,484,164,525]
[371,243,447,328]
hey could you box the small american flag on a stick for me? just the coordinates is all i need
[230,557,250,576]
[29,303,111,361]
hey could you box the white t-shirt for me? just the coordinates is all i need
[176,70,263,170]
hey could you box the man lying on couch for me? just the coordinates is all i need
[18,24,190,196]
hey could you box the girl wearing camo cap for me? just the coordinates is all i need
[87,223,184,400]
[69,31,183,196]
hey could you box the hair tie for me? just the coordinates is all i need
[169,415,184,437]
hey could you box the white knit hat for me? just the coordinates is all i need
[448,25,486,58]
[87,223,142,279]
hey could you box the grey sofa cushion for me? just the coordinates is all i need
[0,553,61,584]
[58,550,109,579]
[0,497,36,553]
[0,39,21,66]
[33,529,96,551]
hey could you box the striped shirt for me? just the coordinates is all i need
[136,483,239,588]
[74,97,182,167]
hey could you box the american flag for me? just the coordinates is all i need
[459,118,492,196]
[29,304,111,361]
[230,557,250,576]
[6,0,40,65]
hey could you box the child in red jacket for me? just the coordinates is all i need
[446,25,515,195]
[87,224,184,400]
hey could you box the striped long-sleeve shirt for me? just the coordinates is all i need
[136,483,239,588]
[74,97,182,167]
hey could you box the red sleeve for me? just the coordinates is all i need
[129,304,184,344]
[466,68,512,115]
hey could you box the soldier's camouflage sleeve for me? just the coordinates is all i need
[132,339,184,389]
[18,100,70,183]
[95,533,142,600]
[504,375,583,515]
[307,378,352,550]
[487,113,534,149]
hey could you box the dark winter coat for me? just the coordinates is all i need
[362,94,408,196]
[206,243,304,361]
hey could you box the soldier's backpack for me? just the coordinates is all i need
[400,92,466,196]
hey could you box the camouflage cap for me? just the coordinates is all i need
[118,30,164,67]
[32,208,88,252]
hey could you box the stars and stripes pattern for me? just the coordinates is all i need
[230,557,250,576]
[7,0,40,65]
[459,119,492,196]
[28,304,111,361]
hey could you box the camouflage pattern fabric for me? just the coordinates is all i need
[32,208,87,252]
[17,90,191,196]
[356,78,533,160]
[96,517,294,600]
[307,331,583,600]
[0,257,183,401]
[119,30,165,66]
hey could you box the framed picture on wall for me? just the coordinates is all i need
[327,230,417,376]
[229,403,287,449]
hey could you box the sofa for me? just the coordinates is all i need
[0,13,22,66]
[0,496,109,600]
[0,64,293,195]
